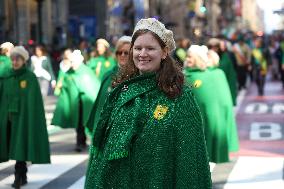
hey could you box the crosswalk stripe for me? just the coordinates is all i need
[0,154,88,189]
[209,162,216,172]
[0,161,15,172]
[45,112,54,121]
[67,176,85,189]
[44,104,56,112]
[48,129,75,142]
[224,156,284,189]
[47,125,62,135]
[234,88,246,114]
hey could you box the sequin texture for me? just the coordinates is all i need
[85,73,212,189]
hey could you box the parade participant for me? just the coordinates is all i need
[173,37,191,67]
[0,42,14,78]
[52,50,101,152]
[115,35,132,68]
[85,18,211,188]
[0,46,50,188]
[207,38,238,106]
[54,48,72,96]
[86,36,131,133]
[184,45,239,163]
[251,37,267,96]
[207,49,239,157]
[87,38,117,80]
[30,44,56,97]
[233,35,252,90]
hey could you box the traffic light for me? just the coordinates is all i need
[199,6,207,13]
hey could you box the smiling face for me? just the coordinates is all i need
[132,32,167,74]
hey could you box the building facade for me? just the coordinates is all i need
[241,0,264,32]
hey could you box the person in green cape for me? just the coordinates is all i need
[0,42,14,78]
[0,42,14,96]
[251,37,268,96]
[184,44,239,163]
[54,48,72,96]
[87,38,117,81]
[207,49,240,159]
[52,50,101,152]
[0,46,50,188]
[86,36,131,133]
[173,37,191,67]
[207,38,238,106]
[85,18,211,188]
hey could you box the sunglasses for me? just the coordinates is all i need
[116,51,129,56]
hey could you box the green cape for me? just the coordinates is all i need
[219,52,238,106]
[86,66,117,133]
[184,67,239,163]
[85,73,211,188]
[87,56,117,81]
[0,55,12,78]
[52,64,101,129]
[0,66,50,163]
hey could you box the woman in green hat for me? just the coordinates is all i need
[0,46,50,188]
[85,18,211,189]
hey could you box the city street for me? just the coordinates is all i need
[0,77,283,189]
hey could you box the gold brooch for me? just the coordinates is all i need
[193,80,202,88]
[105,61,110,68]
[20,80,27,89]
[154,105,169,120]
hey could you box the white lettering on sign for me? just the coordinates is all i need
[245,103,268,114]
[250,122,282,141]
[272,103,284,114]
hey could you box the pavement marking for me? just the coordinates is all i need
[48,129,76,142]
[44,104,56,112]
[209,162,216,172]
[235,89,247,114]
[224,156,284,189]
[41,160,88,189]
[0,154,88,189]
[0,161,15,172]
[247,95,284,100]
[45,112,54,121]
[67,176,85,189]
[47,125,62,135]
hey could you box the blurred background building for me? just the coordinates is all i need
[0,0,282,46]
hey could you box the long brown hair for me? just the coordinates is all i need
[113,29,184,98]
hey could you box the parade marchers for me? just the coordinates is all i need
[1,17,284,189]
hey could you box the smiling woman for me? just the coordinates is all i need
[85,18,212,189]
[132,32,167,74]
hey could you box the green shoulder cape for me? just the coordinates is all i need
[184,67,239,163]
[87,56,117,81]
[52,64,101,129]
[0,55,12,78]
[86,66,117,133]
[219,52,238,106]
[85,73,211,188]
[0,66,50,163]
